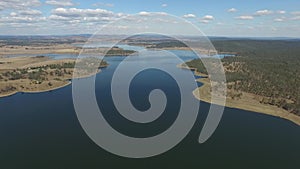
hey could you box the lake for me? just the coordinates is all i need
[0,50,299,169]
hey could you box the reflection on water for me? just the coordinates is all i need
[0,50,299,168]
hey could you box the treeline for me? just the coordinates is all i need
[106,48,136,56]
[1,58,108,82]
[186,39,300,115]
[147,41,187,48]
[0,36,87,46]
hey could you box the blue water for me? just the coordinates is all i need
[0,50,299,169]
[4,44,233,60]
[4,53,79,60]
[74,43,146,51]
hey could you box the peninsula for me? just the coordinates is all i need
[180,39,300,126]
[179,63,300,126]
[0,36,138,98]
[0,56,108,98]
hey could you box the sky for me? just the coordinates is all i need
[0,0,300,37]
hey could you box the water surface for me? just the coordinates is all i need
[0,50,299,169]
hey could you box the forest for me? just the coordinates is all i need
[185,39,300,115]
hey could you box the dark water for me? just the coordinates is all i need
[0,51,300,169]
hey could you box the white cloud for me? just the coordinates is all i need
[200,20,209,23]
[254,9,273,16]
[92,2,114,7]
[290,16,300,20]
[137,11,167,17]
[52,8,115,17]
[10,12,17,16]
[0,16,46,23]
[48,8,128,25]
[277,10,286,14]
[199,15,214,23]
[48,15,70,21]
[183,14,196,18]
[155,12,168,16]
[138,11,151,16]
[19,9,42,16]
[227,8,237,13]
[202,15,214,20]
[235,15,254,20]
[0,0,41,10]
[274,18,284,22]
[274,16,286,22]
[0,1,298,36]
[45,0,74,7]
[1,9,44,24]
[291,11,300,15]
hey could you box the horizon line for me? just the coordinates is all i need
[0,34,299,39]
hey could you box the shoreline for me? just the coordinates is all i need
[0,81,72,98]
[0,71,102,98]
[178,63,300,126]
[0,44,137,58]
[0,56,108,98]
[146,47,238,56]
[0,68,104,98]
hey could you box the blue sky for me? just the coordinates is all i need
[0,0,299,37]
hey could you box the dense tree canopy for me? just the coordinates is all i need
[186,40,300,115]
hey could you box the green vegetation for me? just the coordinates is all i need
[106,48,136,56]
[185,40,300,115]
[147,41,187,48]
[0,36,86,46]
[184,59,207,74]
[49,62,75,69]
[0,58,108,82]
